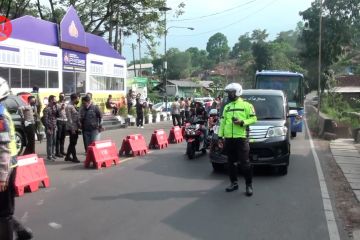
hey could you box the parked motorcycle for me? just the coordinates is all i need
[184,119,207,159]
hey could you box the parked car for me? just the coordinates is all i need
[0,95,27,155]
[152,102,171,112]
[209,89,292,175]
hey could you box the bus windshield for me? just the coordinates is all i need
[255,75,303,109]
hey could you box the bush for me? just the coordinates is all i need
[129,107,137,117]
[118,106,127,117]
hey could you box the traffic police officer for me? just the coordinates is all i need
[0,78,33,240]
[218,83,257,196]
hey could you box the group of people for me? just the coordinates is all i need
[19,89,103,163]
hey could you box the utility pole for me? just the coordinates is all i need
[318,0,323,116]
[138,25,142,77]
[132,43,136,77]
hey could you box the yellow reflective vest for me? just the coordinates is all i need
[218,98,257,139]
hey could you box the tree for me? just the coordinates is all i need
[166,48,191,80]
[251,29,269,43]
[252,42,272,71]
[206,32,230,63]
[230,33,252,59]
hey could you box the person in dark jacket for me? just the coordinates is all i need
[80,95,103,151]
[135,98,144,128]
[43,95,58,161]
[55,93,67,157]
[65,93,80,163]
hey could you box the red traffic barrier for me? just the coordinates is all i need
[168,126,184,144]
[84,140,119,169]
[182,123,191,137]
[15,154,50,197]
[119,134,149,156]
[149,129,169,149]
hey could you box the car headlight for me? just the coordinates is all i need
[266,126,288,137]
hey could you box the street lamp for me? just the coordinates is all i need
[159,6,194,105]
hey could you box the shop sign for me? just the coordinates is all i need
[63,49,86,71]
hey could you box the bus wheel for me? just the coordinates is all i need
[291,132,297,138]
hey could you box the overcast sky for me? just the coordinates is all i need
[122,0,314,63]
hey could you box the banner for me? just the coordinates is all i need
[63,49,86,71]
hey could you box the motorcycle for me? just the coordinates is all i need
[184,119,207,159]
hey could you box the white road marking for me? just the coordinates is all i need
[48,222,62,229]
[36,200,44,206]
[305,118,341,240]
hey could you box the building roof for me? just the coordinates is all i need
[128,63,153,70]
[8,14,125,60]
[336,75,360,87]
[199,81,213,88]
[333,87,360,93]
[167,80,202,88]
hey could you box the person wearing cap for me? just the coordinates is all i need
[0,78,33,239]
[218,83,257,196]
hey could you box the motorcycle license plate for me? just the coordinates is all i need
[213,126,219,134]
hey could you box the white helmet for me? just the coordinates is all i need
[209,108,218,116]
[224,83,242,97]
[0,77,10,100]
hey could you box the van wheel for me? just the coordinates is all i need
[278,166,288,176]
[291,132,297,138]
[15,131,25,155]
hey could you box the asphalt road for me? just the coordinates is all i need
[15,121,331,240]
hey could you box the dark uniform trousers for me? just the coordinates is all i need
[225,138,253,185]
[0,168,16,240]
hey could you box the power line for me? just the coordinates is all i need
[168,0,257,22]
[169,0,280,37]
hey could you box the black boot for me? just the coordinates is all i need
[13,218,33,240]
[225,182,239,192]
[246,184,253,196]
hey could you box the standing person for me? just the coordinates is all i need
[18,96,36,155]
[218,83,257,196]
[43,95,58,161]
[55,93,67,157]
[65,93,80,163]
[135,98,144,128]
[179,97,185,126]
[171,97,181,127]
[80,95,103,152]
[184,97,191,122]
[31,86,43,141]
[126,89,134,114]
[0,78,33,240]
[30,86,41,115]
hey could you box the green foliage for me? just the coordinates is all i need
[230,33,252,59]
[129,107,137,117]
[206,33,230,63]
[252,42,272,71]
[167,48,191,79]
[118,105,128,117]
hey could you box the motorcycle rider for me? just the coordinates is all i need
[190,101,209,148]
[218,83,257,196]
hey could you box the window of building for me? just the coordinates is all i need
[48,71,59,88]
[0,67,9,81]
[90,75,124,91]
[21,69,30,88]
[10,68,21,88]
[63,71,76,94]
[30,69,46,88]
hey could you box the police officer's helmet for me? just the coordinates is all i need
[0,77,10,101]
[224,83,243,97]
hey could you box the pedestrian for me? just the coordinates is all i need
[0,77,33,240]
[171,97,181,127]
[43,95,58,161]
[126,89,134,114]
[18,96,37,155]
[179,97,185,126]
[135,98,144,128]
[218,83,257,196]
[106,94,118,115]
[184,97,191,122]
[65,93,80,163]
[55,93,67,158]
[30,86,41,115]
[31,86,43,142]
[80,95,103,152]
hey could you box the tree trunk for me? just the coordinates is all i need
[48,0,56,23]
[37,0,44,19]
[114,10,119,50]
[108,4,113,45]
[119,28,122,54]
[6,0,12,19]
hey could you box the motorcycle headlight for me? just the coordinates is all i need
[266,126,287,137]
